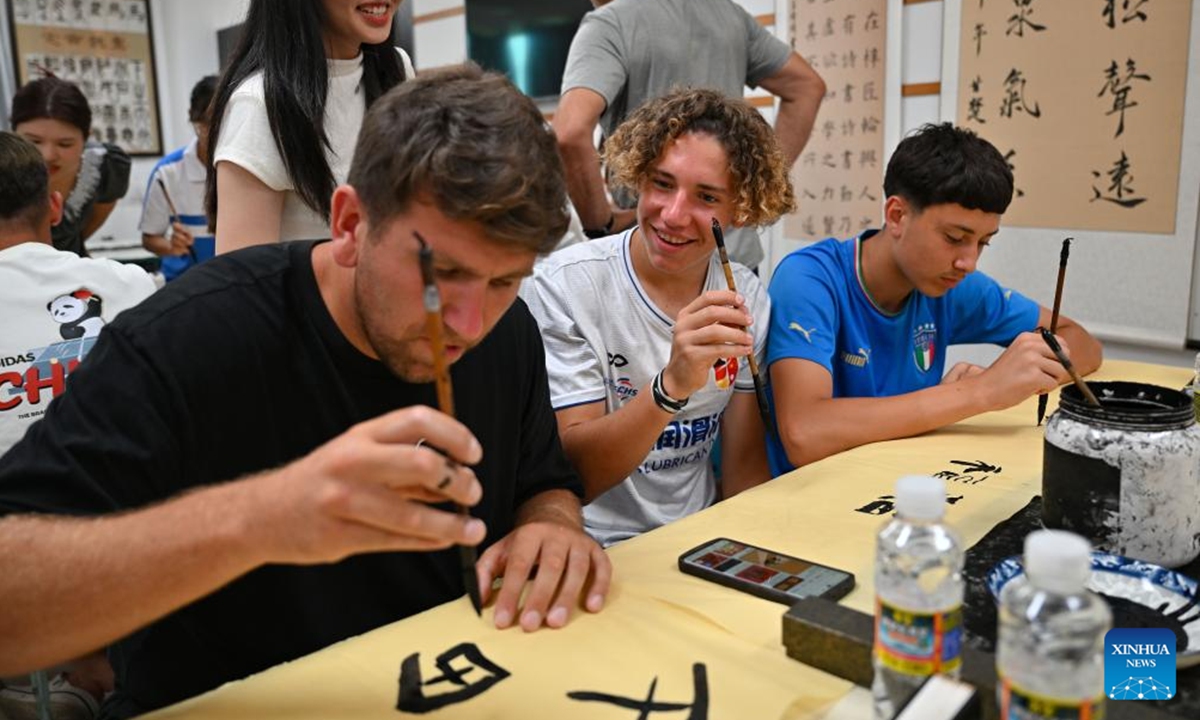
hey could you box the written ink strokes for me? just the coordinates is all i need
[397,643,510,713]
[568,663,710,720]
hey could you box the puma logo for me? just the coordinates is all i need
[788,322,816,343]
[841,347,871,368]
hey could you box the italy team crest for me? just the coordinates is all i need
[912,322,936,373]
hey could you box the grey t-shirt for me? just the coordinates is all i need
[560,0,791,269]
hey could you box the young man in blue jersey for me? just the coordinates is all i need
[765,123,1102,474]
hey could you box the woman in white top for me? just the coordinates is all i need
[207,0,413,251]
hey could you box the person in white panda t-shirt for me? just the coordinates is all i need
[0,132,156,457]
[522,89,797,547]
[0,132,154,718]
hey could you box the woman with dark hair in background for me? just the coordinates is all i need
[207,0,412,252]
[12,76,132,257]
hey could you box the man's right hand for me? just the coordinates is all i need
[977,331,1071,411]
[244,406,487,565]
[661,289,754,400]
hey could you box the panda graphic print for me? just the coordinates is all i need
[0,287,107,433]
[48,289,107,340]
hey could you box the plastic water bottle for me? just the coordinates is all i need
[997,530,1111,719]
[872,475,964,720]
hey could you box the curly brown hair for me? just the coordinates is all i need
[603,88,795,227]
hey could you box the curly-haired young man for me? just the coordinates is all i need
[523,89,795,546]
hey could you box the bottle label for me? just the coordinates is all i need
[999,676,1105,720]
[873,598,963,676]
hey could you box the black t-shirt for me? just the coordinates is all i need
[0,241,581,717]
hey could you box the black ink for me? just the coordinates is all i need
[1090,150,1147,208]
[950,460,1002,474]
[1103,0,1149,28]
[567,663,709,720]
[856,495,896,515]
[974,22,988,55]
[1000,68,1041,119]
[396,643,510,713]
[1002,148,1026,198]
[1006,0,1047,37]
[1098,58,1151,138]
[967,76,987,124]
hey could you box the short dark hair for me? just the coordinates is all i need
[0,132,51,228]
[348,63,569,253]
[883,122,1013,215]
[603,88,796,227]
[188,75,219,123]
[11,76,92,138]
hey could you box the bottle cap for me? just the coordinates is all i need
[1024,529,1092,594]
[894,475,946,521]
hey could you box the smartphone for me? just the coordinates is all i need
[677,537,855,605]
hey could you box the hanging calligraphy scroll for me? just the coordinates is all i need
[786,0,888,241]
[956,0,1189,233]
[7,0,164,156]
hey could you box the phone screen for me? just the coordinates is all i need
[680,538,852,602]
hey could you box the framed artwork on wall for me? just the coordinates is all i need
[6,0,164,156]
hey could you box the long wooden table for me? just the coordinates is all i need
[147,360,1193,719]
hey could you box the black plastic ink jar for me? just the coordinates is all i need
[1043,381,1200,568]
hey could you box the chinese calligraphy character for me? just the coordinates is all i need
[1000,68,1041,118]
[1002,149,1026,198]
[843,14,856,35]
[974,23,988,55]
[397,643,510,713]
[967,77,987,124]
[568,663,709,719]
[1097,58,1151,137]
[933,460,1004,485]
[864,11,881,31]
[1103,0,1149,28]
[1006,0,1047,37]
[1091,151,1147,208]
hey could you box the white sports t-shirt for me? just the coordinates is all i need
[0,242,156,453]
[521,229,770,546]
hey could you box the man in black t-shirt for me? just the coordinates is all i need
[0,65,612,717]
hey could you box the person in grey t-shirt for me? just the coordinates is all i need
[554,0,825,269]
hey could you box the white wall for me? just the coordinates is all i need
[89,0,249,247]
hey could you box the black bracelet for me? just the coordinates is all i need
[651,370,689,414]
[582,213,615,240]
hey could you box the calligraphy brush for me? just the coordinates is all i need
[1037,238,1072,425]
[1039,328,1100,407]
[710,218,775,438]
[155,176,197,263]
[414,231,483,617]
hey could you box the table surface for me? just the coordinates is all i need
[145,360,1194,720]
